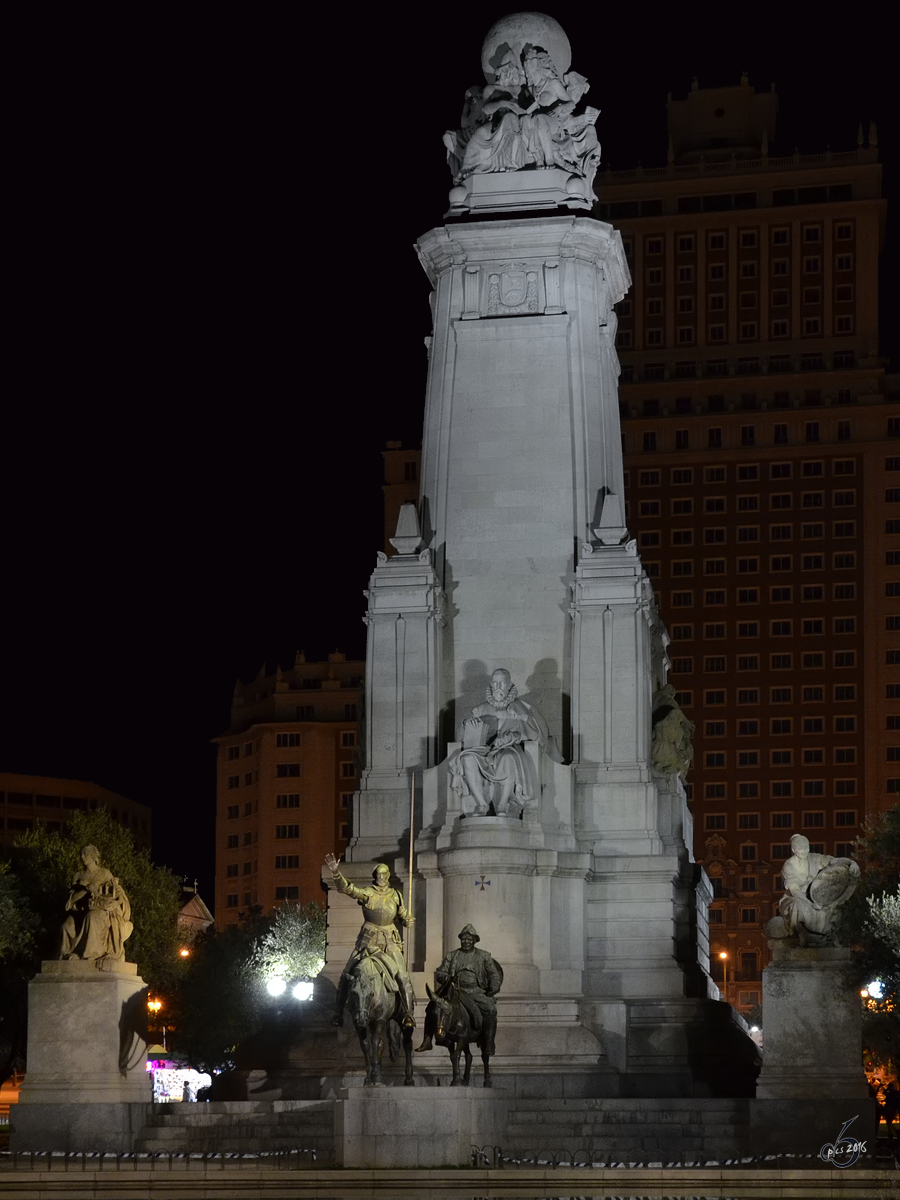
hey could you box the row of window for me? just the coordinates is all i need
[645,522,858,549]
[650,550,858,571]
[639,254,854,286]
[225,887,299,907]
[226,761,356,789]
[707,811,858,831]
[625,285,856,317]
[622,350,859,383]
[692,748,859,767]
[689,683,857,703]
[663,585,860,606]
[700,717,859,737]
[704,774,859,796]
[665,614,858,636]
[632,225,855,257]
[632,456,900,488]
[623,315,854,349]
[226,731,356,760]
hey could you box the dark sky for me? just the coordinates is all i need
[5,7,893,899]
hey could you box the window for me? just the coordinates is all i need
[737,558,759,574]
[802,585,824,602]
[740,322,758,339]
[226,864,238,878]
[771,718,792,734]
[226,804,239,819]
[705,690,726,704]
[227,745,240,761]
[243,772,253,787]
[646,269,662,287]
[705,656,727,672]
[341,762,356,778]
[671,625,694,640]
[709,264,725,281]
[672,468,693,485]
[803,256,821,274]
[738,751,759,766]
[276,763,300,778]
[803,812,825,828]
[344,703,358,720]
[705,720,726,737]
[804,749,824,764]
[639,470,661,486]
[889,490,900,503]
[275,855,300,869]
[672,497,693,514]
[738,720,760,736]
[705,814,726,831]
[772,781,793,798]
[227,776,239,790]
[834,811,857,829]
[834,583,856,601]
[771,653,793,670]
[737,527,759,543]
[834,523,856,539]
[646,237,663,254]
[705,623,725,638]
[705,593,726,607]
[834,618,856,634]
[737,622,759,637]
[276,732,300,747]
[740,262,757,279]
[275,794,300,808]
[642,431,658,452]
[771,621,792,636]
[226,894,238,908]
[836,253,853,271]
[834,552,856,569]
[705,781,726,796]
[672,529,694,546]
[834,747,856,763]
[737,495,759,512]
[741,875,758,889]
[709,293,726,312]
[275,886,300,901]
[226,834,238,849]
[803,652,825,668]
[738,688,760,704]
[275,824,300,839]
[296,705,314,719]
[738,655,760,671]
[771,587,792,602]
[835,716,856,733]
[740,908,758,924]
[772,812,793,828]
[341,731,357,747]
[673,561,694,577]
[835,780,857,797]
[804,781,825,798]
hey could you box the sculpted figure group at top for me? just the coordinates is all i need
[444,44,600,190]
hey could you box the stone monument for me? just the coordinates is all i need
[753,836,873,1149]
[322,11,756,1114]
[12,847,150,1152]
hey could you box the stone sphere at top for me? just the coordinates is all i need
[481,11,572,83]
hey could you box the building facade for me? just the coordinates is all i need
[0,772,151,851]
[595,78,893,1011]
[213,652,362,924]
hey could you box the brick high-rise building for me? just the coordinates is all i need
[595,77,894,1011]
[213,652,362,924]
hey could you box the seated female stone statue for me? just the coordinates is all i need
[60,844,133,963]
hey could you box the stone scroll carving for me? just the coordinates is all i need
[448,668,560,818]
[442,14,601,194]
[60,845,134,963]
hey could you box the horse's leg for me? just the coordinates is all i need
[449,1039,462,1086]
[481,1035,492,1088]
[462,1041,473,1086]
[371,1018,385,1086]
[402,1023,414,1085]
[358,1027,375,1087]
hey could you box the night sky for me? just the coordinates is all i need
[5,8,894,901]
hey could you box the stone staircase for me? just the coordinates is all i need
[135,1100,334,1161]
[498,1098,751,1162]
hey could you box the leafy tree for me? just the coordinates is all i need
[169,902,326,1075]
[0,861,37,960]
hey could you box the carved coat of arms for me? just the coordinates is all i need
[487,264,539,316]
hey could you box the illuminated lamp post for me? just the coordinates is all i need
[719,950,728,1000]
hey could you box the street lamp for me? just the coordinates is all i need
[719,951,728,999]
[147,996,166,1051]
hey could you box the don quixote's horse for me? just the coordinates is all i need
[347,954,414,1087]
[419,981,494,1088]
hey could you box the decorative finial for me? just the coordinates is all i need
[869,120,878,148]
[389,502,424,556]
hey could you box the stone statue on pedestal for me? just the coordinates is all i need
[59,845,133,963]
[449,668,559,817]
[766,834,860,946]
[651,684,694,779]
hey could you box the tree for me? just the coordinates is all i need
[169,902,326,1075]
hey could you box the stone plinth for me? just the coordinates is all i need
[12,958,151,1152]
[757,945,868,1100]
[335,1087,510,1167]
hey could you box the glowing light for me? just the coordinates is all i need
[266,977,287,996]
[179,949,190,958]
[148,998,162,1015]
[750,1025,760,1033]
[718,951,728,960]
[293,981,314,1002]
[866,979,884,1000]
[860,989,869,998]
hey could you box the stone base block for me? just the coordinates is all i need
[446,167,592,216]
[757,946,867,1100]
[335,1088,509,1167]
[749,1098,877,1157]
[10,1102,152,1153]
[18,959,149,1107]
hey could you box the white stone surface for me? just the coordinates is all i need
[757,946,868,1100]
[18,959,149,1105]
[335,1087,510,1167]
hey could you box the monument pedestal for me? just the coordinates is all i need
[757,945,867,1100]
[12,959,151,1152]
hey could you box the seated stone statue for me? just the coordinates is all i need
[766,834,860,946]
[448,668,559,817]
[60,844,133,963]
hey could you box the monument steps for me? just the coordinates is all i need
[134,1101,334,1158]
[501,1098,750,1159]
